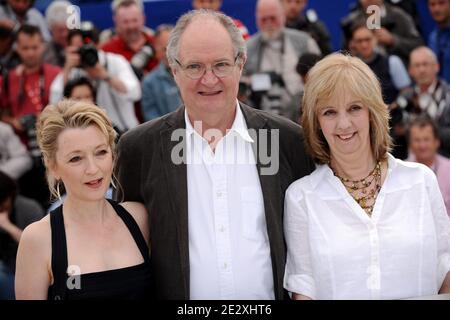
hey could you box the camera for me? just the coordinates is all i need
[131,43,154,71]
[252,72,285,115]
[78,44,99,68]
[19,114,41,165]
[130,43,155,79]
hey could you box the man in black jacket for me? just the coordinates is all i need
[281,0,332,55]
[341,0,422,64]
[115,9,315,300]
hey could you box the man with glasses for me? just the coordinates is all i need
[115,9,314,300]
[141,24,181,121]
[244,0,321,121]
[405,46,450,158]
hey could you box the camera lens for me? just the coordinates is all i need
[78,44,99,68]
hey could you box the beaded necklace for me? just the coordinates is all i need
[332,161,382,216]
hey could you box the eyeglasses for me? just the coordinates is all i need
[175,55,240,80]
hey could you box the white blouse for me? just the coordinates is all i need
[284,154,450,300]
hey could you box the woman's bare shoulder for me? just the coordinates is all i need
[120,201,149,243]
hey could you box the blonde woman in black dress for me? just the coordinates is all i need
[15,100,151,300]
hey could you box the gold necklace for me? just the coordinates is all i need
[332,161,382,216]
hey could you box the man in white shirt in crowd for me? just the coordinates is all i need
[50,26,141,134]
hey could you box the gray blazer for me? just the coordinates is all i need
[244,28,321,76]
[114,103,315,300]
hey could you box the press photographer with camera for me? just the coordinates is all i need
[50,24,141,134]
[101,0,158,80]
[244,0,321,121]
[0,24,60,209]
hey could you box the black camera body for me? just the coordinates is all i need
[78,44,99,68]
[130,43,155,79]
[19,113,41,163]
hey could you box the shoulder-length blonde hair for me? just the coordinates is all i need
[301,53,392,164]
[36,99,117,199]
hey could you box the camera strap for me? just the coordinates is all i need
[1,66,9,110]
[256,34,285,79]
[16,65,45,114]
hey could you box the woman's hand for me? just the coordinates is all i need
[439,272,450,294]
[292,293,313,300]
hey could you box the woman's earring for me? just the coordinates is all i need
[111,177,117,190]
[56,180,62,202]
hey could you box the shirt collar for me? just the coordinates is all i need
[184,101,254,143]
[414,79,438,96]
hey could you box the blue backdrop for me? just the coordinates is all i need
[35,0,436,51]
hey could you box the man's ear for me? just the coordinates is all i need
[172,65,180,84]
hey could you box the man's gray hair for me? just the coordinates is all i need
[112,0,144,14]
[45,0,72,27]
[166,9,247,68]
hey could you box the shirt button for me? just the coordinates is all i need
[219,225,225,232]
[223,262,228,269]
[217,191,223,198]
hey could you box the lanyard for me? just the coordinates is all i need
[17,65,45,114]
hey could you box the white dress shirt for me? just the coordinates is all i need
[284,154,450,300]
[186,102,274,300]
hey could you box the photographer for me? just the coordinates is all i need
[141,24,181,121]
[50,25,141,133]
[0,25,60,133]
[0,25,60,208]
[101,0,158,80]
[244,0,321,121]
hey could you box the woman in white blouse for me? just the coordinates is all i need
[284,53,450,300]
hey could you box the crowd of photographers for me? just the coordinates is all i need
[1,0,450,299]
